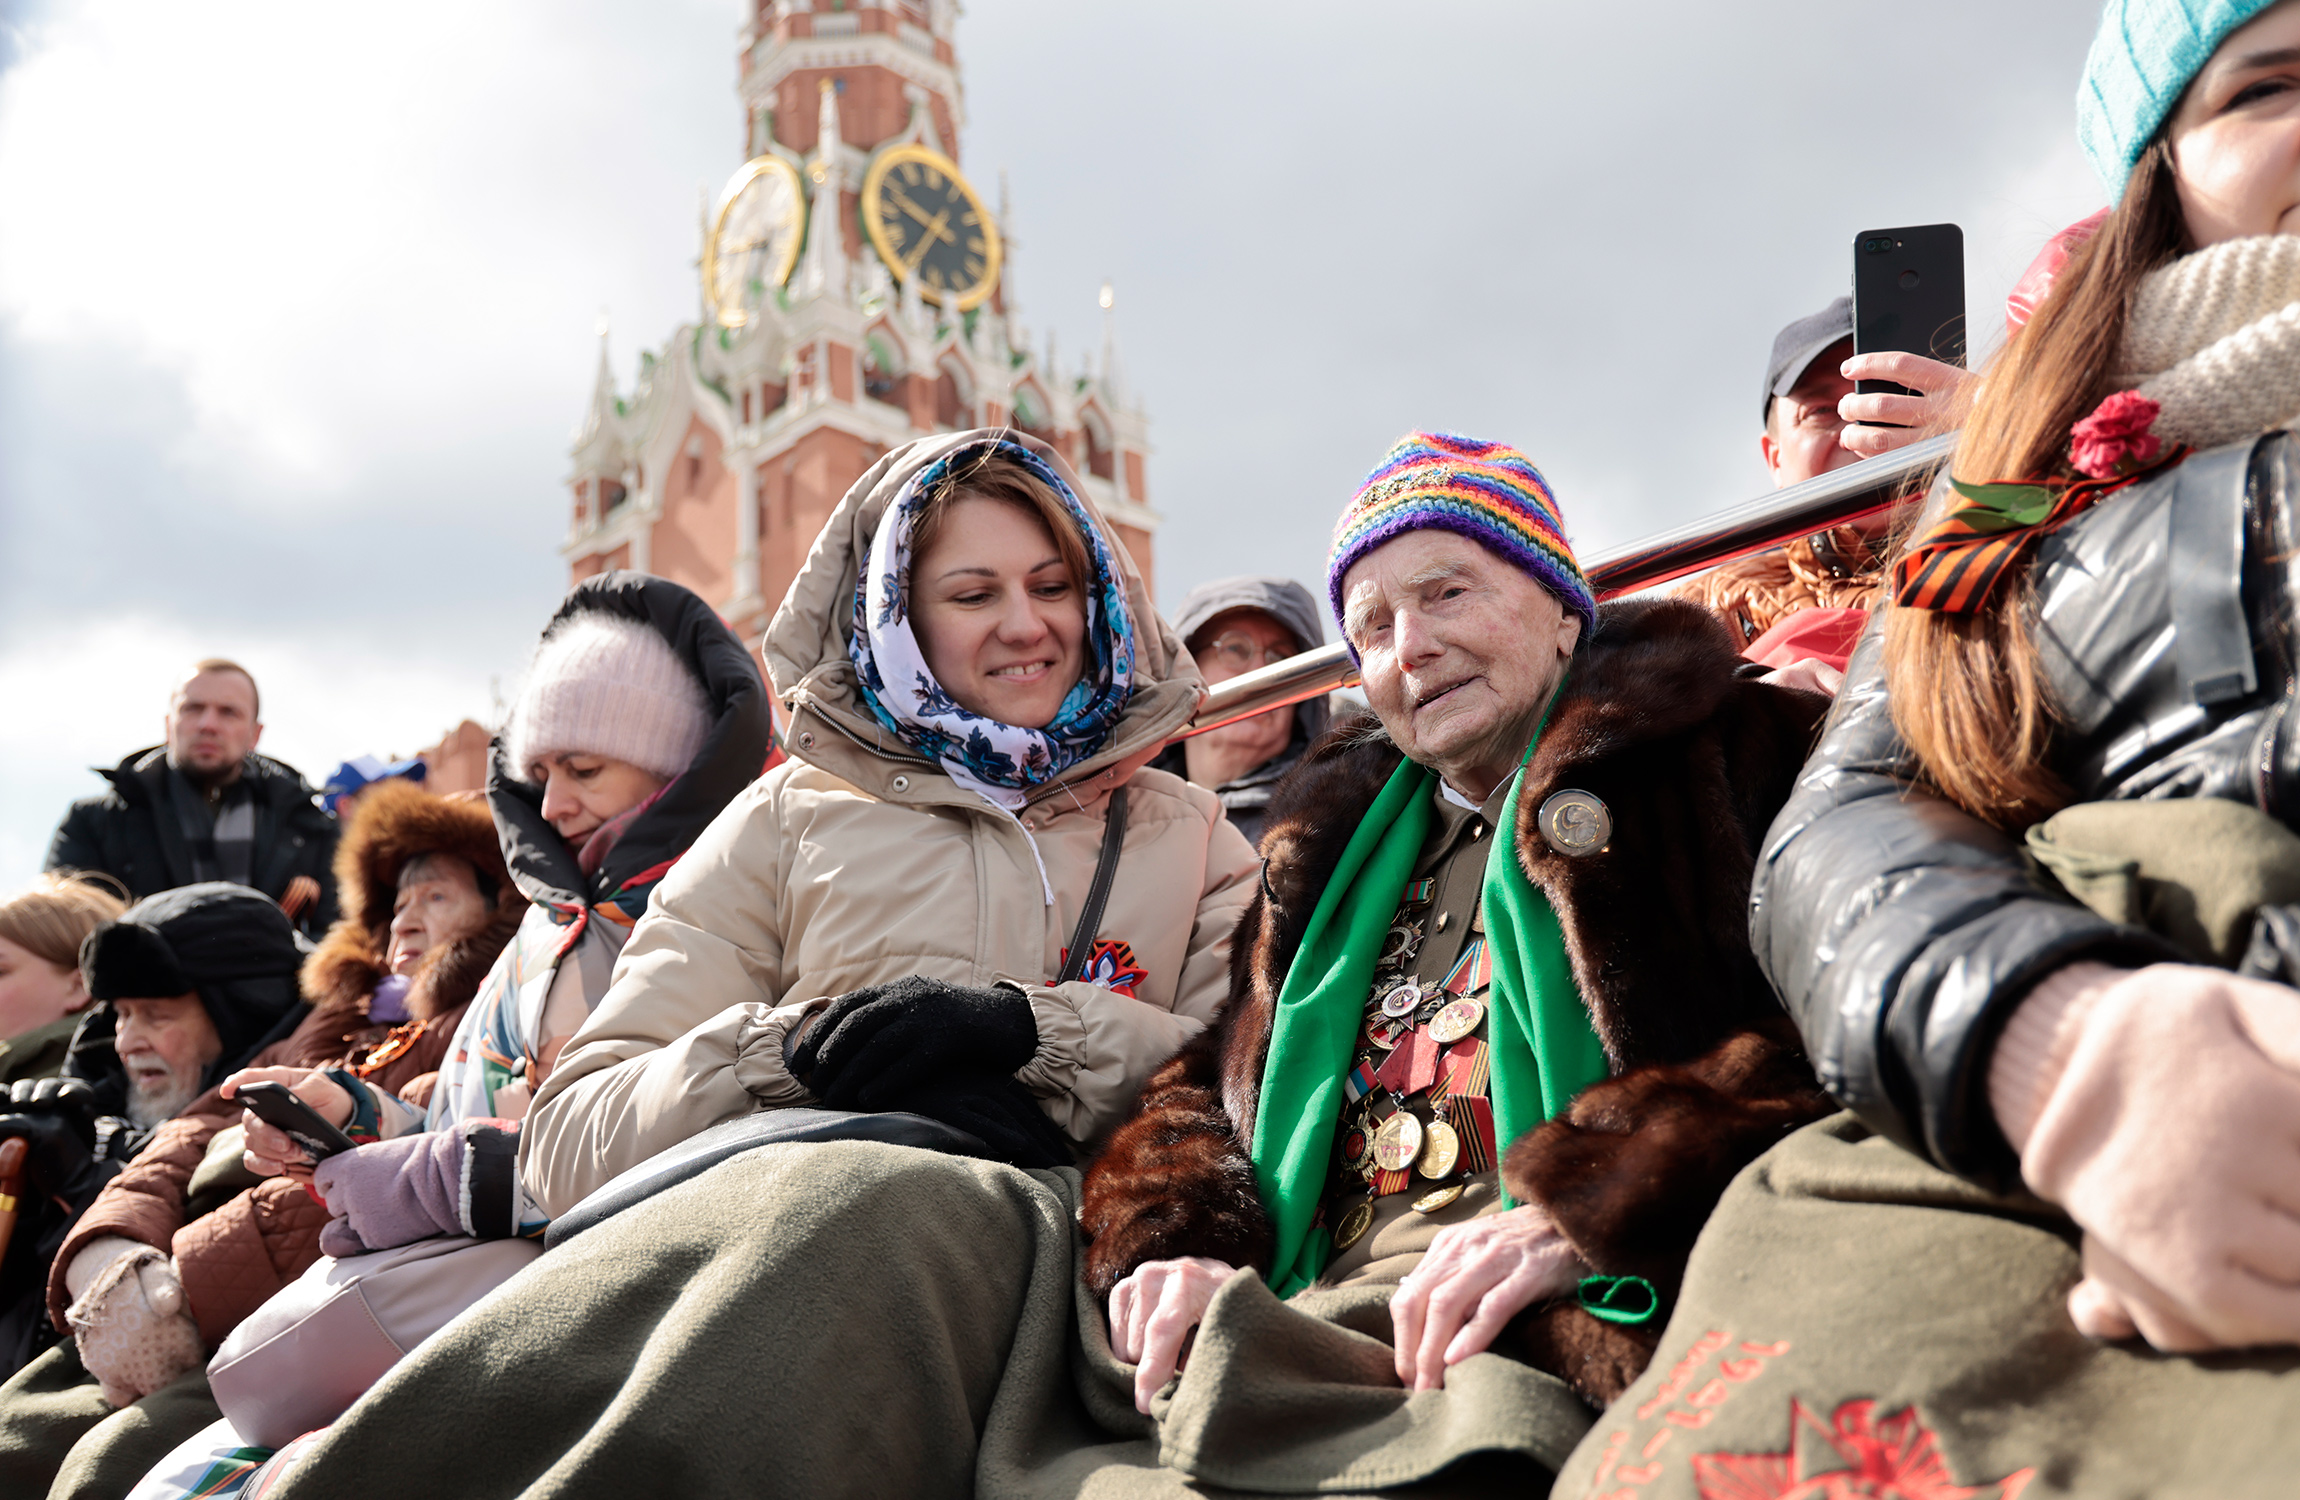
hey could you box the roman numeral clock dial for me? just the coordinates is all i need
[704,154,806,330]
[861,144,1002,311]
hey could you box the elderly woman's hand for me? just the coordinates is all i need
[1835,352,1972,456]
[1107,1256,1244,1415]
[221,1066,354,1180]
[1389,1203,1584,1391]
[1994,962,2300,1352]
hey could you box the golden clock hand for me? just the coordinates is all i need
[887,188,958,245]
[902,210,950,273]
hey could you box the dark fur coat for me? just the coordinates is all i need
[1080,597,1837,1405]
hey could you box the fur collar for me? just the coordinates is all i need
[1233,597,1824,1140]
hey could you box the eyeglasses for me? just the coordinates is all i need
[1195,632,1298,674]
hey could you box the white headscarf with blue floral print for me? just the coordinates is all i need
[849,439,1138,800]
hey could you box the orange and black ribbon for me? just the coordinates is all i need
[1892,446,2190,614]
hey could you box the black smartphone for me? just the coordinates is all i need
[235,1082,358,1162]
[1851,223,1967,418]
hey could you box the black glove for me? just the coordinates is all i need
[791,975,1040,1112]
[0,1078,112,1210]
[878,1068,1074,1169]
[5,1076,98,1146]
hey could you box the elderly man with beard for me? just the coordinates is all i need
[0,884,304,1404]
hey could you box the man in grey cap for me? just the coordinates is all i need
[1150,577,1330,847]
[1761,294,1969,485]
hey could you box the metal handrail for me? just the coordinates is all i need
[1173,431,1954,739]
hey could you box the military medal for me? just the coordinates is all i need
[1342,1126,1371,1169]
[1379,981,1424,1019]
[1410,1183,1465,1215]
[1366,1016,1409,1051]
[1537,788,1612,857]
[1416,1118,1461,1179]
[1427,998,1485,1045]
[1334,1199,1375,1251]
[1372,1110,1423,1172]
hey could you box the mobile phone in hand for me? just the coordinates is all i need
[1851,223,1967,421]
[235,1082,358,1162]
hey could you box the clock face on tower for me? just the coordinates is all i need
[703,155,806,330]
[861,144,1002,311]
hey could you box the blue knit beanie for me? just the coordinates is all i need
[2079,0,2280,198]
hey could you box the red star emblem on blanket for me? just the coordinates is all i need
[1692,1399,2034,1500]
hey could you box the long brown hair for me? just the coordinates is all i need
[0,872,128,973]
[1882,138,2191,827]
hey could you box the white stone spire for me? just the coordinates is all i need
[581,326,618,441]
[799,79,849,303]
[1098,280,1126,408]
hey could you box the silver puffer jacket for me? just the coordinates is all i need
[1752,435,2300,1188]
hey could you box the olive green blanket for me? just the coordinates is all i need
[262,1141,1590,1498]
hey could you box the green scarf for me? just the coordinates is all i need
[1248,735,1609,1298]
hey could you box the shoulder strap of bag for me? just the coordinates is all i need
[1055,787,1128,985]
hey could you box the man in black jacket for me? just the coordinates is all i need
[45,660,338,937]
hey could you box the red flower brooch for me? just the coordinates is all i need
[2067,391,2162,480]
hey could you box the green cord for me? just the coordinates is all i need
[1575,1274,1660,1326]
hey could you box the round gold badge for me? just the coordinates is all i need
[1410,1183,1466,1215]
[1379,981,1424,1019]
[1334,1199,1376,1250]
[1426,998,1485,1045]
[1372,1111,1424,1173]
[1537,789,1612,858]
[1367,1016,1408,1051]
[1416,1118,1461,1179]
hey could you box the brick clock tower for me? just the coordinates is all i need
[563,0,1158,655]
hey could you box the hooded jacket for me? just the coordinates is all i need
[46,785,525,1346]
[46,748,340,938]
[403,573,772,1236]
[1081,599,1835,1406]
[1149,575,1333,848]
[521,430,1262,1218]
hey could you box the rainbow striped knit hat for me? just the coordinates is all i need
[1325,432,1593,652]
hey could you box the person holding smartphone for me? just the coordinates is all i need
[1558,0,2300,1488]
[1673,296,1975,686]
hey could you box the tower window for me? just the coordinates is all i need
[601,480,629,515]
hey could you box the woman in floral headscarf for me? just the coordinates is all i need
[519,429,1259,1199]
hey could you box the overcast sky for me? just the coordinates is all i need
[0,0,2108,881]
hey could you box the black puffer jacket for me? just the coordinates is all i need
[46,748,340,937]
[1753,434,2300,1190]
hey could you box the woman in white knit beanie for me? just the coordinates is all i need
[504,610,712,863]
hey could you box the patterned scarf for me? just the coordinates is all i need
[848,439,1137,792]
[1897,234,2300,613]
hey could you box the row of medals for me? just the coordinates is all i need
[1330,886,1486,1254]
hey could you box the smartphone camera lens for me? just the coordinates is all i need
[1862,236,1896,254]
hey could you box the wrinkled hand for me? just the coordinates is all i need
[2012,964,2300,1352]
[1836,351,1972,456]
[312,1129,467,1257]
[873,1068,1072,1169]
[1390,1203,1585,1390]
[1108,1256,1244,1415]
[791,976,1039,1110]
[221,1066,354,1180]
[0,1076,111,1208]
[64,1245,203,1407]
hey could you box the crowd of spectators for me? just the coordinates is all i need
[3,0,2300,1493]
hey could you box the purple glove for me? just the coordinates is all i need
[313,1130,466,1257]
